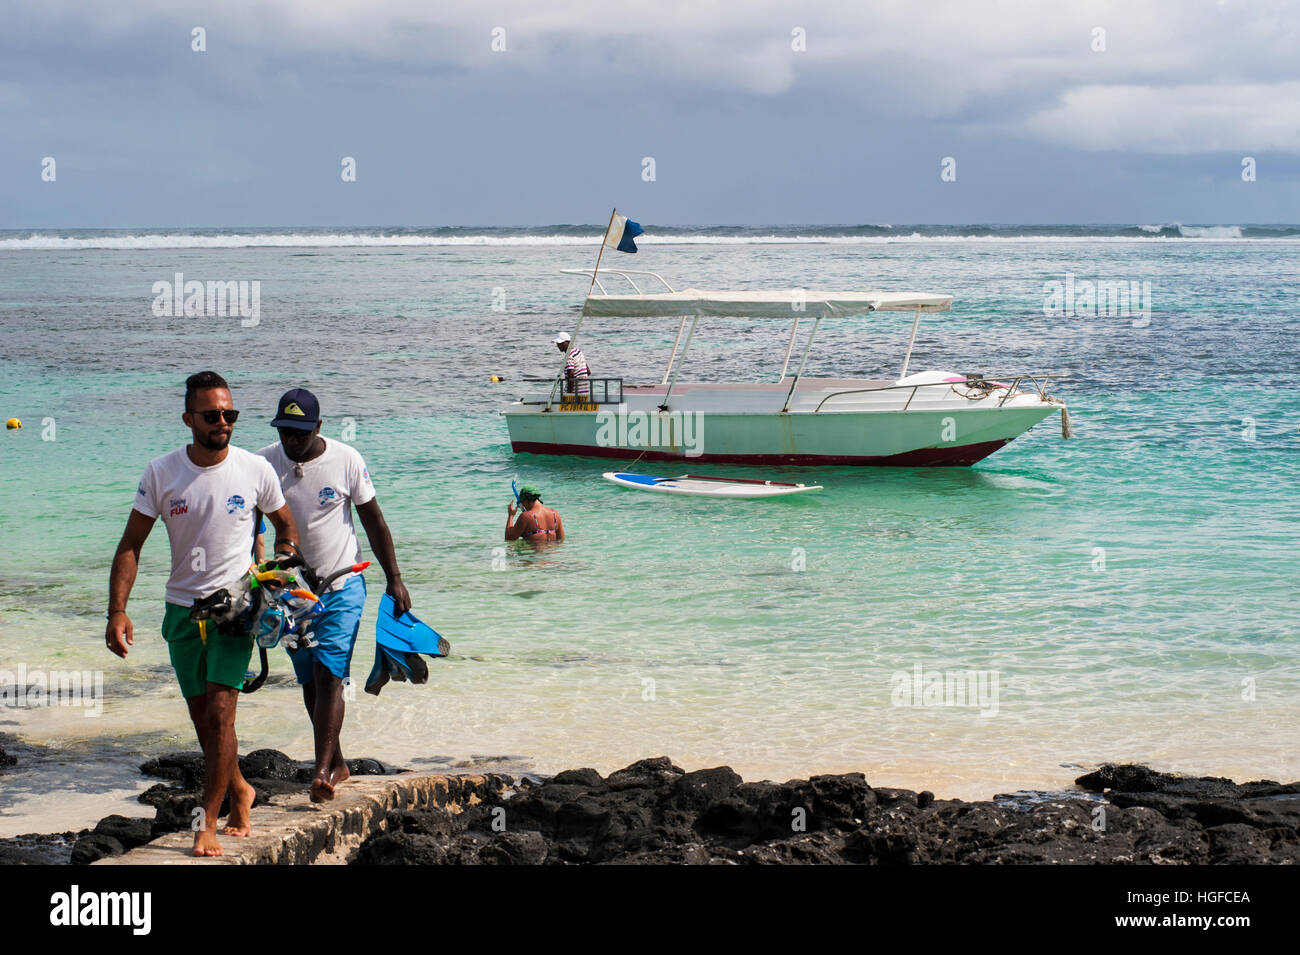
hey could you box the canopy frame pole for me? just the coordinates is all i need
[900,305,922,379]
[660,314,698,410]
[779,316,801,380]
[780,315,822,412]
[661,317,688,385]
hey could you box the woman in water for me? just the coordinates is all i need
[505,484,564,542]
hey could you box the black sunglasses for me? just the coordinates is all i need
[191,409,240,424]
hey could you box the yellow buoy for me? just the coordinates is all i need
[5,418,20,430]
[489,375,504,383]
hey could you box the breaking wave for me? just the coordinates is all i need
[1,223,1293,250]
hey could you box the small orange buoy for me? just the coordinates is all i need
[489,376,504,383]
[5,418,20,430]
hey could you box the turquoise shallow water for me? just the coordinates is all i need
[2,233,1298,832]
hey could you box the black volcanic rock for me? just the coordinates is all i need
[352,760,1300,865]
[69,833,126,865]
[139,752,206,788]
[1077,762,1300,800]
[42,751,1300,865]
[240,749,299,781]
[137,749,403,791]
[91,814,153,850]
[605,756,684,790]
[347,758,400,777]
[671,767,743,811]
[551,768,606,789]
[0,832,79,865]
[68,814,154,864]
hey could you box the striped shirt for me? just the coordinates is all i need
[565,348,590,397]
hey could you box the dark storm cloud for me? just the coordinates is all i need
[2,1,1297,226]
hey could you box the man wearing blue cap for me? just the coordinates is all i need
[258,388,411,802]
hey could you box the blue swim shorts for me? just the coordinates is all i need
[287,574,366,684]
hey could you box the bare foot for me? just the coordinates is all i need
[309,772,335,803]
[192,829,223,857]
[222,780,255,836]
[330,762,351,790]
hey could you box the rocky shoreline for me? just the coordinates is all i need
[353,758,1300,865]
[2,751,1297,864]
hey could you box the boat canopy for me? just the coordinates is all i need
[582,288,953,319]
[547,269,955,412]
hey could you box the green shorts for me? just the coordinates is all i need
[161,602,254,698]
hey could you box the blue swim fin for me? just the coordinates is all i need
[365,595,449,696]
[376,594,448,656]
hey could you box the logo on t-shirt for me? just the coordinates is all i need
[169,498,188,516]
[362,468,371,484]
[318,487,337,506]
[226,494,246,514]
[137,484,146,496]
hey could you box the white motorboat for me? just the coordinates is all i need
[502,269,1070,467]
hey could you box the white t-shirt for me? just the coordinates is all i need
[134,446,286,606]
[257,438,376,589]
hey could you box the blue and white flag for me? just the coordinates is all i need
[604,214,644,254]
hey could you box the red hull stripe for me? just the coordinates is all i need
[510,440,1011,467]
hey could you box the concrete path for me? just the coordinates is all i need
[95,772,513,865]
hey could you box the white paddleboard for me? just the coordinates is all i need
[602,472,823,498]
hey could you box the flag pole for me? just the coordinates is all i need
[588,207,618,299]
[548,209,616,410]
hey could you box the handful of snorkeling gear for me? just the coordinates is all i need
[189,556,370,693]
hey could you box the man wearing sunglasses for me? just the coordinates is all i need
[106,370,301,857]
[257,387,411,804]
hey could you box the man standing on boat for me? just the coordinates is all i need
[257,388,411,803]
[554,333,590,399]
[107,370,301,857]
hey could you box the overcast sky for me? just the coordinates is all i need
[2,0,1298,227]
